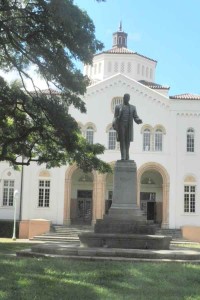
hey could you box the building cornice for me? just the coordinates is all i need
[94,49,157,63]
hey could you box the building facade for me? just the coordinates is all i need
[1,25,200,238]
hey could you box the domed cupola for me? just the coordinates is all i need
[112,21,128,48]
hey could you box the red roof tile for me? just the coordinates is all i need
[139,80,170,90]
[96,47,157,63]
[169,93,200,100]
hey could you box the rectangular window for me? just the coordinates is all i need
[155,131,163,151]
[108,130,116,150]
[143,131,151,151]
[187,134,194,152]
[184,185,195,213]
[86,129,94,144]
[3,180,14,206]
[38,180,50,207]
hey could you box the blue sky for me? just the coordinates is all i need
[75,0,200,96]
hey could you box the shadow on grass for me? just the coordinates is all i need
[0,242,34,254]
[1,257,200,299]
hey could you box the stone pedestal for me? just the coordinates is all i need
[111,161,138,207]
[95,160,154,234]
[107,160,145,221]
[79,160,171,250]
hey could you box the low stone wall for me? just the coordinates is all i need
[19,219,51,239]
[182,226,200,242]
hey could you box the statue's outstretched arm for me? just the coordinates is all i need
[133,107,142,124]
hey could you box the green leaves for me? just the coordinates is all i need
[0,1,111,173]
[0,77,111,172]
[0,0,103,99]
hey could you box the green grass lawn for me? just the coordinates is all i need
[1,240,200,300]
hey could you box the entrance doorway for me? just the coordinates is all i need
[140,171,163,225]
[140,192,156,221]
[71,190,92,224]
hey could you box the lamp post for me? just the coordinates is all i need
[12,190,19,241]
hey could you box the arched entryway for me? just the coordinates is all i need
[137,163,170,229]
[70,169,94,224]
[63,164,106,225]
[140,170,163,225]
[64,165,94,225]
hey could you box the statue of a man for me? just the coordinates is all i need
[112,93,142,160]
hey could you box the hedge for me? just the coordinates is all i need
[0,220,19,238]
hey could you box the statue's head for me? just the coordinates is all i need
[123,93,130,104]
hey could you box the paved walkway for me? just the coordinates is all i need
[15,239,200,263]
[2,237,200,263]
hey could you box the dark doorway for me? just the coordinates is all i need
[105,190,113,214]
[71,190,92,224]
[140,192,156,221]
[147,202,155,220]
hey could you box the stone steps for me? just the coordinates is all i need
[155,229,183,240]
[31,225,184,243]
[31,225,93,243]
[17,243,200,262]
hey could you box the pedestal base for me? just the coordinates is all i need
[95,219,156,234]
[78,160,172,250]
[79,233,171,250]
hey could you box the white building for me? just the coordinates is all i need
[1,25,200,240]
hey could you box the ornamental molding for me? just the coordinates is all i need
[39,170,51,178]
[176,112,200,117]
[184,175,196,183]
[86,77,170,110]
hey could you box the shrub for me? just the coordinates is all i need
[0,220,19,238]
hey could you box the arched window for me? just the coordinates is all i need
[143,129,151,151]
[111,97,123,112]
[86,126,94,144]
[187,128,194,152]
[108,128,117,150]
[154,129,163,151]
[118,36,122,45]
[142,125,165,152]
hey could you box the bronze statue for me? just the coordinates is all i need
[112,93,142,160]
